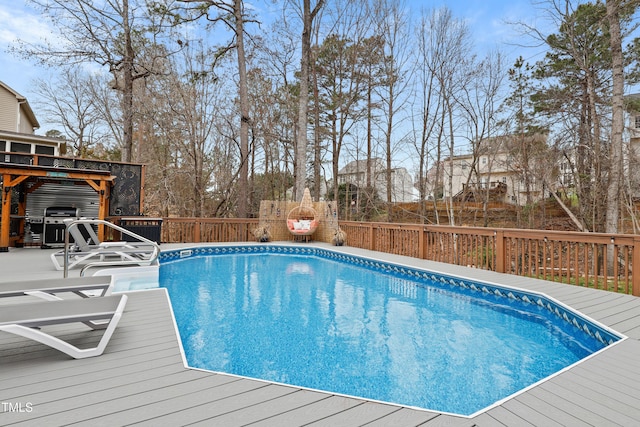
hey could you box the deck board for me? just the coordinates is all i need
[304,401,403,426]
[360,407,444,426]
[535,381,636,426]
[475,407,531,426]
[76,381,292,426]
[510,392,588,426]
[494,399,565,427]
[2,244,640,426]
[179,389,330,426]
[244,395,368,427]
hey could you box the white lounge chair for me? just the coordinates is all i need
[0,294,128,359]
[0,275,113,300]
[50,220,158,271]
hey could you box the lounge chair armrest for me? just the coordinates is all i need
[23,291,64,301]
[99,241,129,247]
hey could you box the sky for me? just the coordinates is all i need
[0,0,548,133]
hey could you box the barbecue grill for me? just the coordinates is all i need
[42,207,81,248]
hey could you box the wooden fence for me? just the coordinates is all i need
[158,217,640,296]
[161,218,260,244]
[340,221,640,296]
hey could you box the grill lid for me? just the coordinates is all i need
[44,207,80,217]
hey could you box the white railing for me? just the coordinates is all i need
[61,218,161,278]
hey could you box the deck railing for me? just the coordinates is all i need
[161,217,259,244]
[340,221,640,296]
[158,217,640,296]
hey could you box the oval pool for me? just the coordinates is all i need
[158,245,622,416]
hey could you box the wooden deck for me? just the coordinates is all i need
[2,244,640,426]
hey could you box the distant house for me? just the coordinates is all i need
[431,134,549,206]
[625,94,640,199]
[0,81,65,156]
[337,158,415,203]
[628,94,640,144]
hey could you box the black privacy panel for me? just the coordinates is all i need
[74,160,142,216]
[109,163,142,216]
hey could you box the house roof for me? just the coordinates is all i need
[625,93,640,111]
[0,129,64,147]
[0,80,40,129]
[338,158,385,175]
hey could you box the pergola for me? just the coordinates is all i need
[0,163,114,251]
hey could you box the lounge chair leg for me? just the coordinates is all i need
[0,294,128,359]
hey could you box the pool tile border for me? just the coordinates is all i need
[159,245,622,347]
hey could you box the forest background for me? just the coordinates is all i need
[2,0,640,235]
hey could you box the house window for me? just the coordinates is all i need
[502,177,507,183]
[482,157,487,164]
[35,145,55,155]
[636,115,640,129]
[10,142,31,153]
[0,141,5,151]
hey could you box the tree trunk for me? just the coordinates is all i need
[548,181,585,231]
[311,51,322,201]
[605,0,624,272]
[385,85,394,217]
[122,0,134,163]
[235,0,249,217]
[295,0,312,201]
[605,0,624,235]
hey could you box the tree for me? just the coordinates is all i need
[504,57,545,210]
[294,0,325,201]
[605,0,625,237]
[34,67,105,157]
[532,1,613,231]
[412,10,444,222]
[457,50,508,226]
[16,0,171,162]
[178,0,252,217]
[315,34,366,206]
[531,0,638,232]
[359,35,386,219]
[425,7,472,226]
[256,17,300,199]
[373,0,412,219]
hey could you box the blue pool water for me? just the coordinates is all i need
[159,246,620,416]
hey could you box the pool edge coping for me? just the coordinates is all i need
[125,243,630,419]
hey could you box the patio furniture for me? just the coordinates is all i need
[0,275,113,300]
[50,220,158,271]
[0,294,128,359]
[287,188,319,241]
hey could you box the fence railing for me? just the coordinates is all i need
[161,217,259,244]
[157,217,640,296]
[340,221,640,296]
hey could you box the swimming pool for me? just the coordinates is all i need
[157,245,623,416]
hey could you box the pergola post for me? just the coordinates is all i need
[0,173,12,252]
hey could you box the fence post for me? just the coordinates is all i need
[419,226,425,260]
[369,224,375,251]
[194,220,201,243]
[495,230,506,273]
[633,235,640,296]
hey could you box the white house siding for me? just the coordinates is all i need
[0,86,18,132]
[626,97,640,199]
[442,155,473,199]
[18,107,34,133]
[441,146,545,206]
[338,158,415,203]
